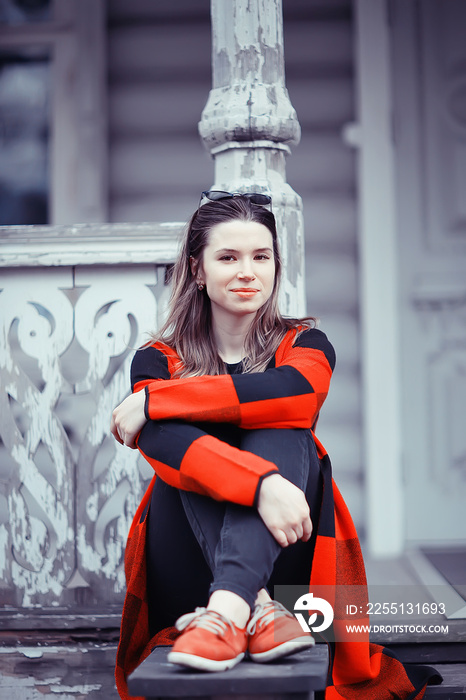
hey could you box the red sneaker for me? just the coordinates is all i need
[247,601,315,662]
[167,607,247,672]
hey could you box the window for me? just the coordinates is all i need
[0,0,107,224]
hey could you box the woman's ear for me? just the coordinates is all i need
[189,256,198,276]
[190,256,204,286]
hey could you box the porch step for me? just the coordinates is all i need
[127,646,465,700]
[127,645,329,700]
[424,664,466,698]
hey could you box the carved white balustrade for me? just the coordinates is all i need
[0,223,180,617]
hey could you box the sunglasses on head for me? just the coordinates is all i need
[199,190,272,208]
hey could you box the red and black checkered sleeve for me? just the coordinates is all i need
[130,345,278,506]
[143,328,335,430]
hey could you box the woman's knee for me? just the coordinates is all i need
[240,428,311,489]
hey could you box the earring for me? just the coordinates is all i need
[197,282,205,291]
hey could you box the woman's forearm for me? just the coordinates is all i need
[136,420,278,507]
[129,329,335,431]
[142,350,332,430]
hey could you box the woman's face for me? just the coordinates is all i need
[196,219,276,325]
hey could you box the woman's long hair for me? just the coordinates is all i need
[156,196,314,377]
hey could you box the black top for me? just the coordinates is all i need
[225,360,244,375]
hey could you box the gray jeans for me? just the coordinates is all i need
[145,427,322,634]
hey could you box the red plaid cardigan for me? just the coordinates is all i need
[115,328,441,699]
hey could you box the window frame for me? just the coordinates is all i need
[0,0,108,223]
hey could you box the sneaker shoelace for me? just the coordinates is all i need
[246,601,292,635]
[175,607,238,637]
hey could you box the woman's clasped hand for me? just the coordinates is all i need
[110,389,146,449]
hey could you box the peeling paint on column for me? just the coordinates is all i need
[240,150,257,180]
[199,0,305,316]
[215,48,232,88]
[236,47,261,81]
[262,46,283,84]
[266,83,278,107]
[286,209,301,285]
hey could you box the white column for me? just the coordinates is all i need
[199,0,305,316]
[353,0,404,556]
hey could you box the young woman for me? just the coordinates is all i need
[111,192,440,700]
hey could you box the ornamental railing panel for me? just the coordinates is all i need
[0,223,181,624]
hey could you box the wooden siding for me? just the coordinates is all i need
[107,1,213,224]
[285,2,362,529]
